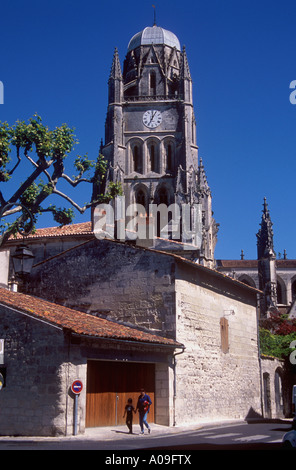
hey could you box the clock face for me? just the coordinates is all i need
[143,110,162,129]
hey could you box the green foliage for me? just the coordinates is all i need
[259,311,296,359]
[74,154,94,175]
[11,115,77,161]
[0,121,13,181]
[259,328,296,359]
[0,115,122,245]
[105,181,123,200]
[51,123,77,161]
[51,207,75,226]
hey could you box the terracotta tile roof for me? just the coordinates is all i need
[10,222,93,241]
[216,259,296,269]
[276,259,296,268]
[0,287,181,348]
[216,260,258,269]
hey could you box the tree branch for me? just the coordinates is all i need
[61,173,92,186]
[52,188,91,213]
[7,154,21,176]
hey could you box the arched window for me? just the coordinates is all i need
[150,145,155,172]
[277,277,286,304]
[274,368,284,416]
[263,372,272,419]
[238,275,257,289]
[147,141,159,173]
[132,145,142,173]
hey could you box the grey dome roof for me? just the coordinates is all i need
[127,25,181,52]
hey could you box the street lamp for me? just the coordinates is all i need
[11,244,35,278]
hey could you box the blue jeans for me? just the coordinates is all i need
[139,411,150,432]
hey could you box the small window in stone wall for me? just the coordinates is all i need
[220,317,229,353]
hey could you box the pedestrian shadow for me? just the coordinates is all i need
[112,430,140,435]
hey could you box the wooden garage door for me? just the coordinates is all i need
[86,360,155,427]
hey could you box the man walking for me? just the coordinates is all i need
[136,388,152,434]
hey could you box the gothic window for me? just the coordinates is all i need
[150,71,156,96]
[220,317,229,353]
[154,187,170,237]
[136,189,146,207]
[277,277,286,304]
[166,144,172,172]
[277,282,283,304]
[158,187,168,205]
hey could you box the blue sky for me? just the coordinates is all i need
[1,0,296,260]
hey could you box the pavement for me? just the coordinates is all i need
[0,419,292,453]
[0,418,246,443]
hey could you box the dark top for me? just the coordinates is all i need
[125,404,135,417]
[137,394,152,414]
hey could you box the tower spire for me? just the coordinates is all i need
[197,157,210,192]
[256,197,277,315]
[256,197,275,259]
[109,47,122,81]
[152,5,157,26]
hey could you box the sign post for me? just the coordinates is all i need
[292,385,296,416]
[0,340,4,365]
[71,380,83,436]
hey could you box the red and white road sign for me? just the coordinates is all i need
[71,379,83,394]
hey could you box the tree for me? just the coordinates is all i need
[0,115,121,246]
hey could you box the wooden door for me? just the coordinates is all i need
[86,360,155,427]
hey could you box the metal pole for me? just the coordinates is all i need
[74,394,78,435]
[115,394,119,425]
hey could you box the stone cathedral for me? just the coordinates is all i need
[100,24,219,268]
[0,21,291,437]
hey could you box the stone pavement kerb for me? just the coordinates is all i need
[0,419,247,442]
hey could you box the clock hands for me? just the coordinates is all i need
[149,111,156,125]
[143,110,162,128]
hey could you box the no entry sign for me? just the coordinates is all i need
[71,379,83,395]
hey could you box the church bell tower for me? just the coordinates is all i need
[100,23,218,267]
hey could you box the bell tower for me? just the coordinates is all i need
[100,23,218,267]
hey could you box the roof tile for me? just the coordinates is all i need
[0,287,181,348]
[10,222,93,240]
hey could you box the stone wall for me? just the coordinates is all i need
[29,239,177,339]
[260,355,290,419]
[0,305,87,436]
[0,299,176,435]
[174,262,262,424]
